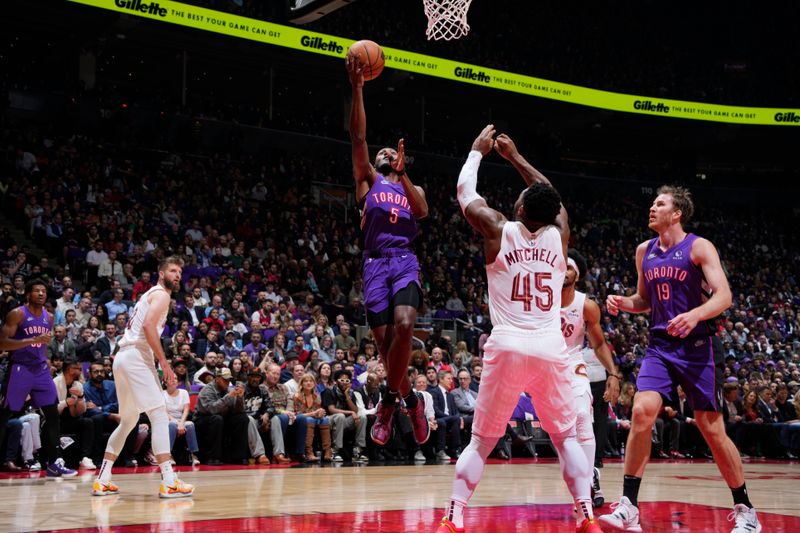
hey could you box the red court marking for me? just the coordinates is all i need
[38,502,800,532]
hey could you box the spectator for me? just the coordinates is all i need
[334,323,357,353]
[94,323,119,358]
[54,359,97,469]
[316,362,334,395]
[162,375,200,465]
[263,363,308,462]
[412,373,437,462]
[131,271,153,302]
[428,370,462,461]
[193,352,218,384]
[452,369,478,429]
[294,373,332,462]
[47,325,76,361]
[193,368,250,465]
[284,362,305,397]
[242,368,285,465]
[323,369,367,463]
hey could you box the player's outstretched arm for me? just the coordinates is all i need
[347,56,376,202]
[666,238,732,338]
[606,241,651,316]
[494,134,568,233]
[458,125,507,264]
[392,138,428,219]
[584,298,621,404]
[0,308,51,351]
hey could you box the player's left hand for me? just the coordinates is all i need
[161,363,176,385]
[666,310,699,338]
[392,139,406,173]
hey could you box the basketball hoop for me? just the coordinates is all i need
[423,0,473,41]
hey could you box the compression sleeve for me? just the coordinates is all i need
[457,150,484,214]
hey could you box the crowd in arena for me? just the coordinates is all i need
[0,121,798,471]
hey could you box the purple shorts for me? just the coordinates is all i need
[636,335,718,412]
[2,362,58,411]
[362,249,421,315]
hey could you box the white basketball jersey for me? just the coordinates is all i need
[120,284,168,352]
[560,290,606,382]
[561,291,587,359]
[486,222,565,331]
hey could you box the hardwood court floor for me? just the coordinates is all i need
[1,458,799,532]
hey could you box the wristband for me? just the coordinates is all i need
[607,374,622,380]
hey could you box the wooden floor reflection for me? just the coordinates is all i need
[2,459,798,532]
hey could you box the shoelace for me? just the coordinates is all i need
[609,501,629,519]
[726,508,753,528]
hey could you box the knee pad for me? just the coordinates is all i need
[146,406,171,456]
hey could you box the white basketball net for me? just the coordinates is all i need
[423,0,473,41]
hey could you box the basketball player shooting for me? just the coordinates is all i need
[346,55,431,447]
[92,256,194,498]
[599,186,760,533]
[0,279,76,477]
[436,125,602,533]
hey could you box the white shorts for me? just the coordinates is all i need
[571,360,592,399]
[113,345,166,414]
[473,326,576,438]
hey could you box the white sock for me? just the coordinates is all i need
[448,433,494,528]
[447,499,467,529]
[551,429,592,511]
[159,460,177,485]
[97,459,114,483]
[575,498,594,525]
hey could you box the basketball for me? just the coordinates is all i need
[347,39,385,81]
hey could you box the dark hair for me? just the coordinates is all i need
[24,278,47,295]
[722,382,739,394]
[333,369,352,381]
[567,249,588,281]
[521,183,562,225]
[656,185,694,225]
[63,357,81,368]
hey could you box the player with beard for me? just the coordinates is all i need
[92,256,194,498]
[346,55,430,447]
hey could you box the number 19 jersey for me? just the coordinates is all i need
[486,222,566,331]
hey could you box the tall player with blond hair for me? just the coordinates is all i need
[92,256,194,498]
[599,186,760,532]
[435,126,602,533]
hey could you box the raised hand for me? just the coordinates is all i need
[392,139,406,173]
[493,133,519,160]
[346,54,364,89]
[471,124,496,156]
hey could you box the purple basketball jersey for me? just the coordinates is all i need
[361,175,419,251]
[642,233,709,337]
[11,305,50,367]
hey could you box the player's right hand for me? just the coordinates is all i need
[606,295,624,316]
[345,54,364,88]
[493,133,519,160]
[33,332,52,345]
[471,124,496,156]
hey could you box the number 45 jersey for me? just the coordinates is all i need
[486,222,566,332]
